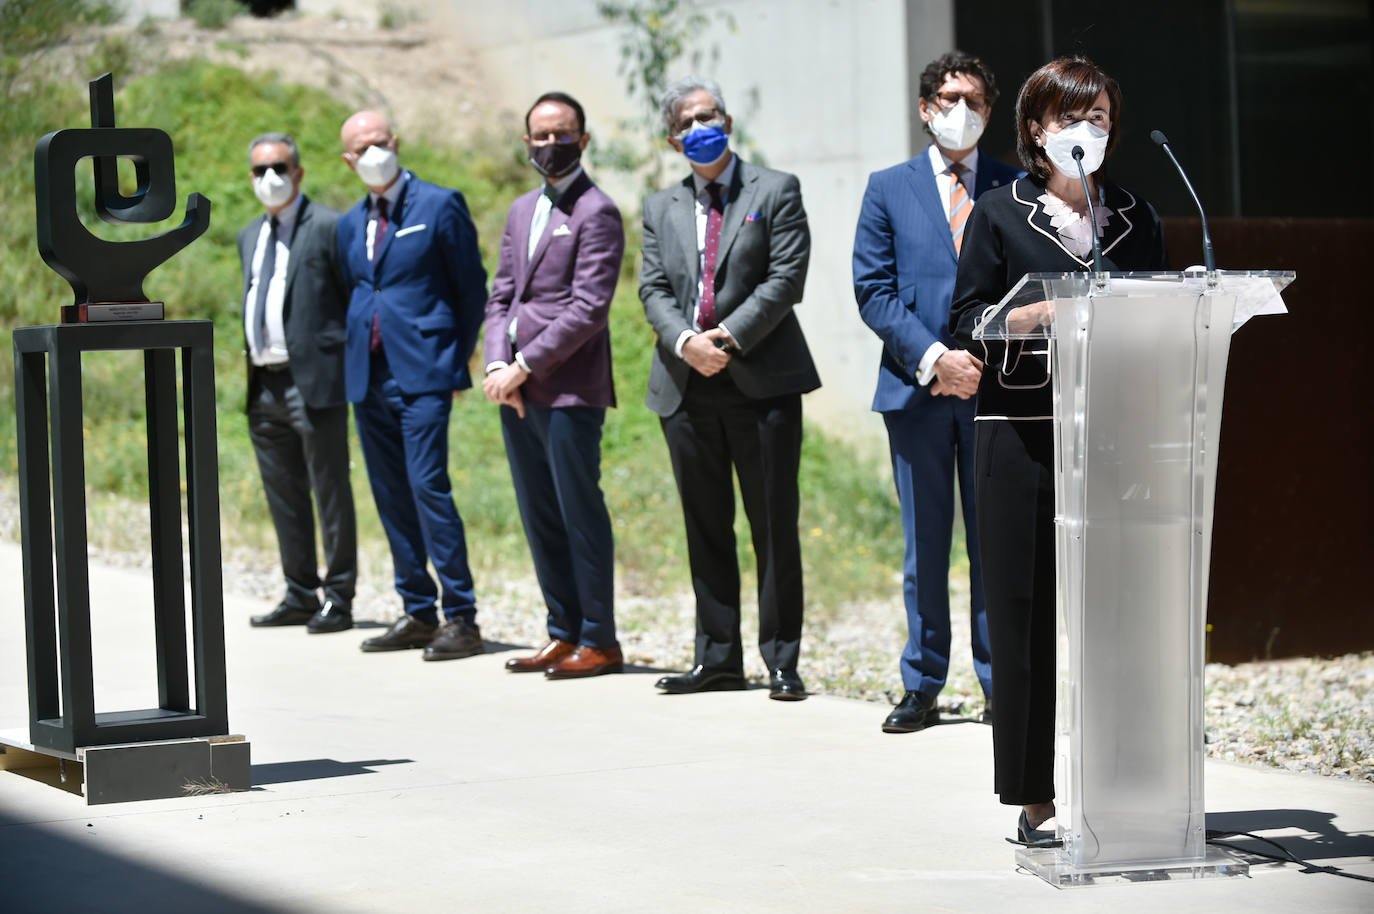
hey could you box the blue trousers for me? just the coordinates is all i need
[353,352,475,623]
[501,404,615,648]
[884,398,992,699]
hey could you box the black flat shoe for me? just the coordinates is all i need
[422,619,484,661]
[251,603,316,627]
[360,615,437,652]
[881,690,938,733]
[306,600,353,634]
[655,665,746,694]
[768,668,807,701]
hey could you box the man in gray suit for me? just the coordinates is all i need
[640,76,819,700]
[239,132,357,634]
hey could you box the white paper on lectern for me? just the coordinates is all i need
[1179,268,1289,329]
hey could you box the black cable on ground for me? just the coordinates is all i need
[1206,829,1374,884]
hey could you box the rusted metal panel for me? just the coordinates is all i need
[1166,218,1373,661]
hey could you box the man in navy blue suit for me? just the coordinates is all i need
[853,52,1021,731]
[337,110,488,661]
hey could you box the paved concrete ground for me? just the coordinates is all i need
[0,541,1370,912]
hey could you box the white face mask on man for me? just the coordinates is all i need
[928,100,986,151]
[253,167,294,208]
[354,144,400,187]
[1041,120,1109,178]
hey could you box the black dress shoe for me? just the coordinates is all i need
[881,690,939,733]
[251,603,316,627]
[306,600,353,634]
[360,615,437,652]
[655,665,747,694]
[422,619,484,661]
[768,668,807,701]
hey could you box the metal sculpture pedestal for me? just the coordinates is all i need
[5,319,248,803]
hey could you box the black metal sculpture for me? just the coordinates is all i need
[8,73,238,790]
[34,72,209,314]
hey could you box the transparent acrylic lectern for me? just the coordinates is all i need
[973,270,1293,887]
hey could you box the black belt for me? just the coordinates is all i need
[256,362,291,374]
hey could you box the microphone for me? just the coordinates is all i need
[1151,129,1215,272]
[1071,145,1106,275]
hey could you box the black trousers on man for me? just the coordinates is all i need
[248,365,357,611]
[660,371,804,674]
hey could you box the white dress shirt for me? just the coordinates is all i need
[485,168,585,377]
[366,172,407,262]
[245,193,303,367]
[673,156,738,358]
[915,144,981,385]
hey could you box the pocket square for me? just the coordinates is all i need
[552,224,572,237]
[745,212,761,223]
[393,223,427,238]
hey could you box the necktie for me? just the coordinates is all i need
[528,185,556,260]
[369,198,388,351]
[252,216,278,356]
[698,181,724,330]
[372,197,390,262]
[948,163,971,256]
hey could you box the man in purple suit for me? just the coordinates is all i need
[483,91,627,679]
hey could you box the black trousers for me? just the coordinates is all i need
[660,371,804,673]
[248,365,357,610]
[974,419,1056,806]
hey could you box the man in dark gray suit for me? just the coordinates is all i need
[239,132,357,634]
[640,76,819,700]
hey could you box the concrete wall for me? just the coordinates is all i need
[296,0,958,452]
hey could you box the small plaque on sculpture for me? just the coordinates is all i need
[34,72,209,323]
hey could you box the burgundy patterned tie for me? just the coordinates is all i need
[698,181,724,330]
[369,198,388,352]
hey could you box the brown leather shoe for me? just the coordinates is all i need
[544,644,624,680]
[505,639,576,673]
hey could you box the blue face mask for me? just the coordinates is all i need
[680,121,729,165]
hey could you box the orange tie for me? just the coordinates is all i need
[948,162,971,256]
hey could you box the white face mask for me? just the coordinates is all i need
[354,144,399,187]
[252,167,294,209]
[928,100,985,151]
[1041,120,1109,179]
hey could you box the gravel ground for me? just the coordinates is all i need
[0,484,1368,784]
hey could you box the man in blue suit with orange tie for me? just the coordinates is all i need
[337,110,488,661]
[853,52,1021,731]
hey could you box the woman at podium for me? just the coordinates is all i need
[948,55,1167,843]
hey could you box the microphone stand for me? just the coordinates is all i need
[1071,145,1109,292]
[1151,129,1217,287]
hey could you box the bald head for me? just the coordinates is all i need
[341,111,394,156]
[340,110,401,193]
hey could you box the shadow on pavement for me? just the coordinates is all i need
[250,757,413,787]
[1207,807,1374,863]
[0,806,290,914]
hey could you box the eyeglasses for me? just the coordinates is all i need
[672,109,724,137]
[251,161,291,177]
[528,133,581,146]
[932,92,989,114]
